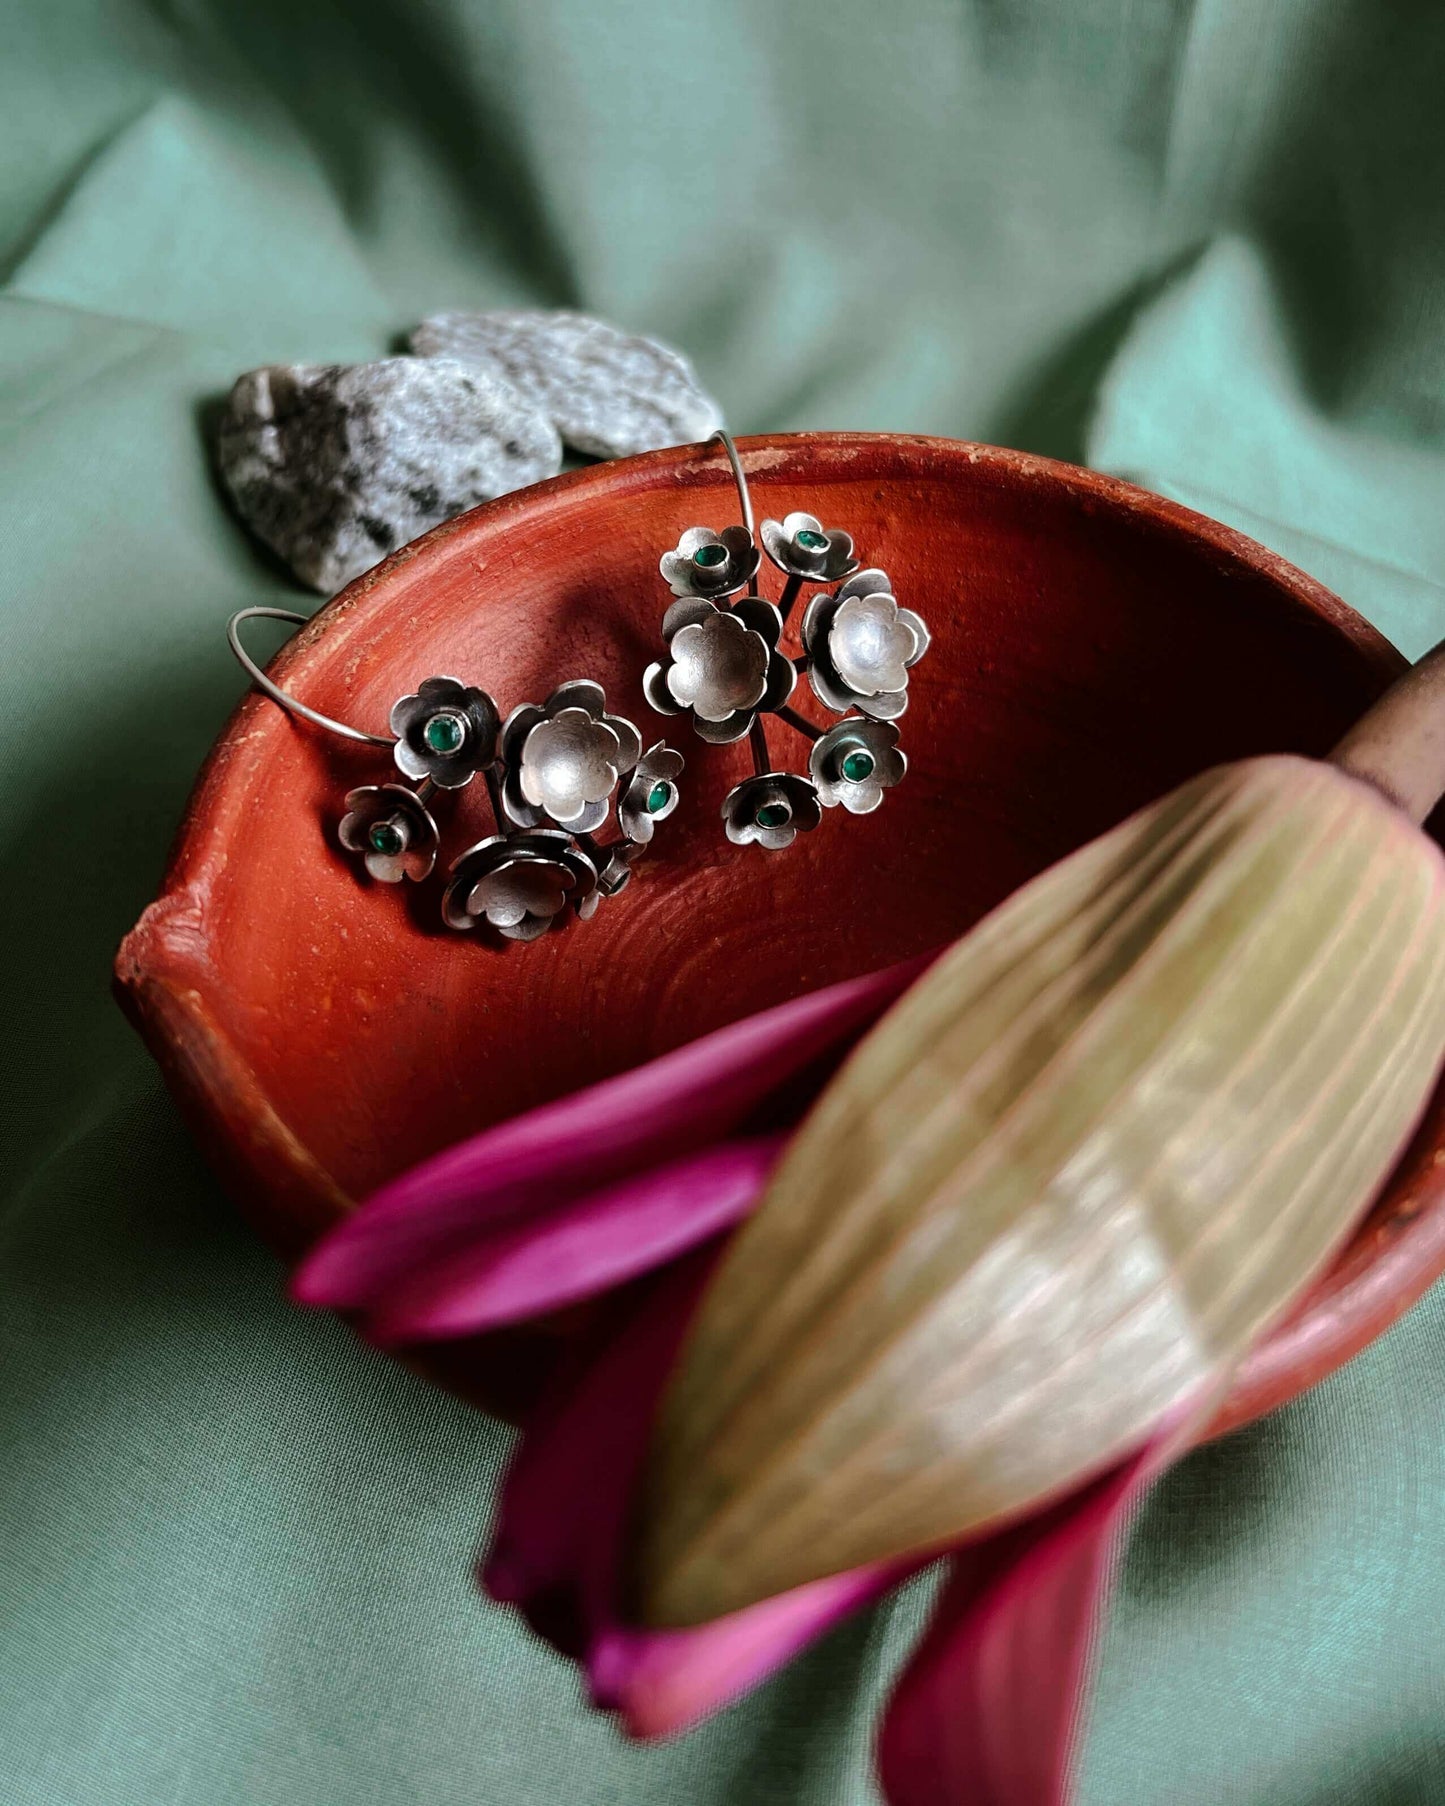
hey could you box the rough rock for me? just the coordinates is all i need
[409,309,723,459]
[216,356,561,593]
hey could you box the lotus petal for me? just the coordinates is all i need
[294,956,928,1318]
[364,1136,785,1345]
[481,1249,900,1738]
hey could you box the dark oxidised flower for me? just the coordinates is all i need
[721,770,822,852]
[618,742,685,844]
[801,570,930,720]
[759,510,857,582]
[644,597,796,745]
[659,525,760,600]
[390,675,500,787]
[337,783,440,882]
[500,680,643,835]
[808,718,906,815]
[442,830,599,942]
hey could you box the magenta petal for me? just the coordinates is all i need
[482,1248,894,1739]
[877,1429,1190,1806]
[481,1254,713,1650]
[365,1135,786,1344]
[591,1562,897,1742]
[294,956,926,1315]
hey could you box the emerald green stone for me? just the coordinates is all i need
[368,819,406,857]
[645,780,673,814]
[423,711,466,755]
[755,801,791,830]
[795,528,828,552]
[693,543,728,568]
[840,748,875,784]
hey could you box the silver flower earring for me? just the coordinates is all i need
[227,608,683,941]
[644,431,929,850]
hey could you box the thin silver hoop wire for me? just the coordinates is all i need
[227,607,394,748]
[708,428,754,537]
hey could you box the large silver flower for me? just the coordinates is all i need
[337,783,440,882]
[801,570,929,720]
[390,676,499,787]
[442,830,598,942]
[808,718,906,814]
[644,598,796,744]
[660,524,760,600]
[618,742,684,844]
[759,511,857,582]
[721,770,822,852]
[500,680,643,835]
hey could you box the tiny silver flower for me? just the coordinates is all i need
[442,830,598,941]
[500,680,643,834]
[721,771,822,852]
[759,510,858,582]
[809,718,906,814]
[801,570,930,720]
[644,597,796,744]
[390,675,499,787]
[660,524,760,600]
[618,742,685,844]
[337,783,440,881]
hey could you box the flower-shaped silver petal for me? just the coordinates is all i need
[801,569,929,721]
[442,830,598,941]
[500,680,643,834]
[667,609,768,720]
[808,718,907,814]
[521,708,622,825]
[389,675,499,788]
[660,524,760,599]
[721,771,822,852]
[645,598,796,744]
[618,742,685,844]
[336,783,440,882]
[759,510,858,581]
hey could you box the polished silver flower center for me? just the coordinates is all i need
[519,707,623,823]
[666,611,769,721]
[469,860,571,930]
[830,593,919,696]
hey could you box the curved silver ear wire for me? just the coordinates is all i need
[709,427,754,538]
[228,608,393,747]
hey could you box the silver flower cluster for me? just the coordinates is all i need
[646,506,928,850]
[336,674,683,942]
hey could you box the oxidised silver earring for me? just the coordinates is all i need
[643,430,928,850]
[228,608,683,941]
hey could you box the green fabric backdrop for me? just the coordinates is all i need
[3,3,1443,1801]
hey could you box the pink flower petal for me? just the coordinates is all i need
[592,1563,897,1742]
[363,1135,787,1345]
[877,1412,1203,1806]
[294,956,925,1317]
[481,1247,898,1738]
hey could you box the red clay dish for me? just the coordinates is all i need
[115,434,1445,1437]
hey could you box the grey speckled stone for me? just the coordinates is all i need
[410,310,724,460]
[216,356,561,593]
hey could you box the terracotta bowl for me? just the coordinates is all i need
[116,434,1445,1437]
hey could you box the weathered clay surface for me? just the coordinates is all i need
[217,356,561,591]
[410,309,723,458]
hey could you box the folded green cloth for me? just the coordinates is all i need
[2,4,1442,1802]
